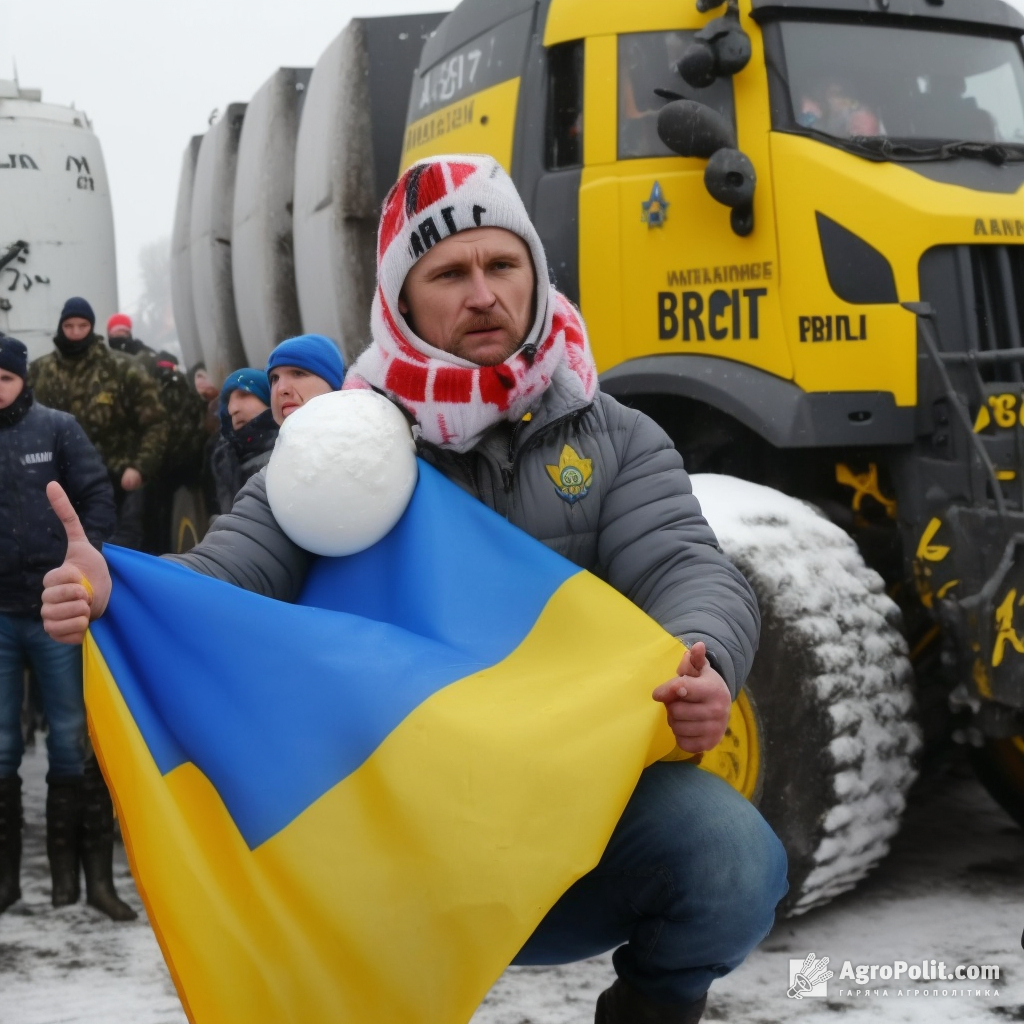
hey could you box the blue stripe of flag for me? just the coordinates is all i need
[91,463,576,848]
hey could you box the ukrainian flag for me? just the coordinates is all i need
[85,462,687,1024]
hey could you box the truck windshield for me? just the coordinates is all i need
[773,20,1024,154]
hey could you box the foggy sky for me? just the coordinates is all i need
[1,0,1023,320]
[0,0,455,317]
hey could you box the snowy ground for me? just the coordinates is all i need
[0,743,1021,1024]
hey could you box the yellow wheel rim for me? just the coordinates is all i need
[699,690,761,801]
[176,516,199,554]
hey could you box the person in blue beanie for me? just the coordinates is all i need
[209,369,278,515]
[266,334,345,426]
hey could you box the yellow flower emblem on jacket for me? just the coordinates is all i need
[546,444,593,505]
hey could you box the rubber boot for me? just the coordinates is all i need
[595,979,707,1024]
[46,775,82,907]
[0,776,22,913]
[80,760,137,921]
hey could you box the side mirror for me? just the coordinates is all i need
[705,149,755,207]
[715,26,753,77]
[656,101,757,237]
[677,13,752,89]
[677,42,718,91]
[657,100,736,158]
[705,149,756,236]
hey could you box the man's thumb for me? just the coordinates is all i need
[47,481,88,545]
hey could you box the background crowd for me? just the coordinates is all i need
[0,295,346,920]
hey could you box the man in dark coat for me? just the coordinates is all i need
[0,335,134,921]
[40,156,786,1022]
[209,369,279,515]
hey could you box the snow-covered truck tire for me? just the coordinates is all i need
[691,474,922,916]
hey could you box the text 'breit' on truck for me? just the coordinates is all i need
[171,0,1024,915]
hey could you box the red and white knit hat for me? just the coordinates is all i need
[348,154,597,451]
[374,155,553,361]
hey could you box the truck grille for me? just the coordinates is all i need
[920,245,1024,384]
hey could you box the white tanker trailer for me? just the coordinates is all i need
[172,13,443,382]
[0,79,117,359]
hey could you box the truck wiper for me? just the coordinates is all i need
[851,136,1024,165]
[794,128,1024,165]
[938,140,1024,164]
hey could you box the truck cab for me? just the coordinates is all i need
[400,0,1024,826]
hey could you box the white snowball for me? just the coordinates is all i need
[265,390,418,556]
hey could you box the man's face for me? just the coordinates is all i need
[398,227,536,366]
[269,365,334,425]
[0,369,24,409]
[62,318,92,342]
[226,390,268,432]
[109,326,132,340]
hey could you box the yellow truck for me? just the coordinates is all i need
[172,0,1024,913]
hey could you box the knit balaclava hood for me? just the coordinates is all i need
[54,296,99,359]
[346,154,597,452]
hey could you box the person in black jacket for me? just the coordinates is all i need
[209,368,279,515]
[0,335,135,921]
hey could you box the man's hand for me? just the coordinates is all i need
[652,641,732,753]
[41,481,112,644]
[120,467,143,491]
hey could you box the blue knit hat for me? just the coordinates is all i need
[220,368,271,409]
[59,296,95,328]
[219,368,272,435]
[0,334,28,380]
[266,334,345,391]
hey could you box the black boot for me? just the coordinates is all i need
[595,979,707,1024]
[80,760,137,921]
[0,776,22,913]
[46,775,82,907]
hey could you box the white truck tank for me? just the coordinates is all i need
[233,68,311,368]
[171,136,204,372]
[0,80,117,361]
[191,103,248,385]
[171,15,443,381]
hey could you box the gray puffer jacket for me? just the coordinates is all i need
[171,369,759,695]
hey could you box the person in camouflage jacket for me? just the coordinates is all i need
[107,314,206,483]
[29,297,167,549]
[143,355,209,553]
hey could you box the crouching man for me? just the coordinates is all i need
[40,155,786,1023]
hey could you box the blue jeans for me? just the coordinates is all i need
[514,761,789,1005]
[0,612,87,779]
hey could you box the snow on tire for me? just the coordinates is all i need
[691,474,922,916]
